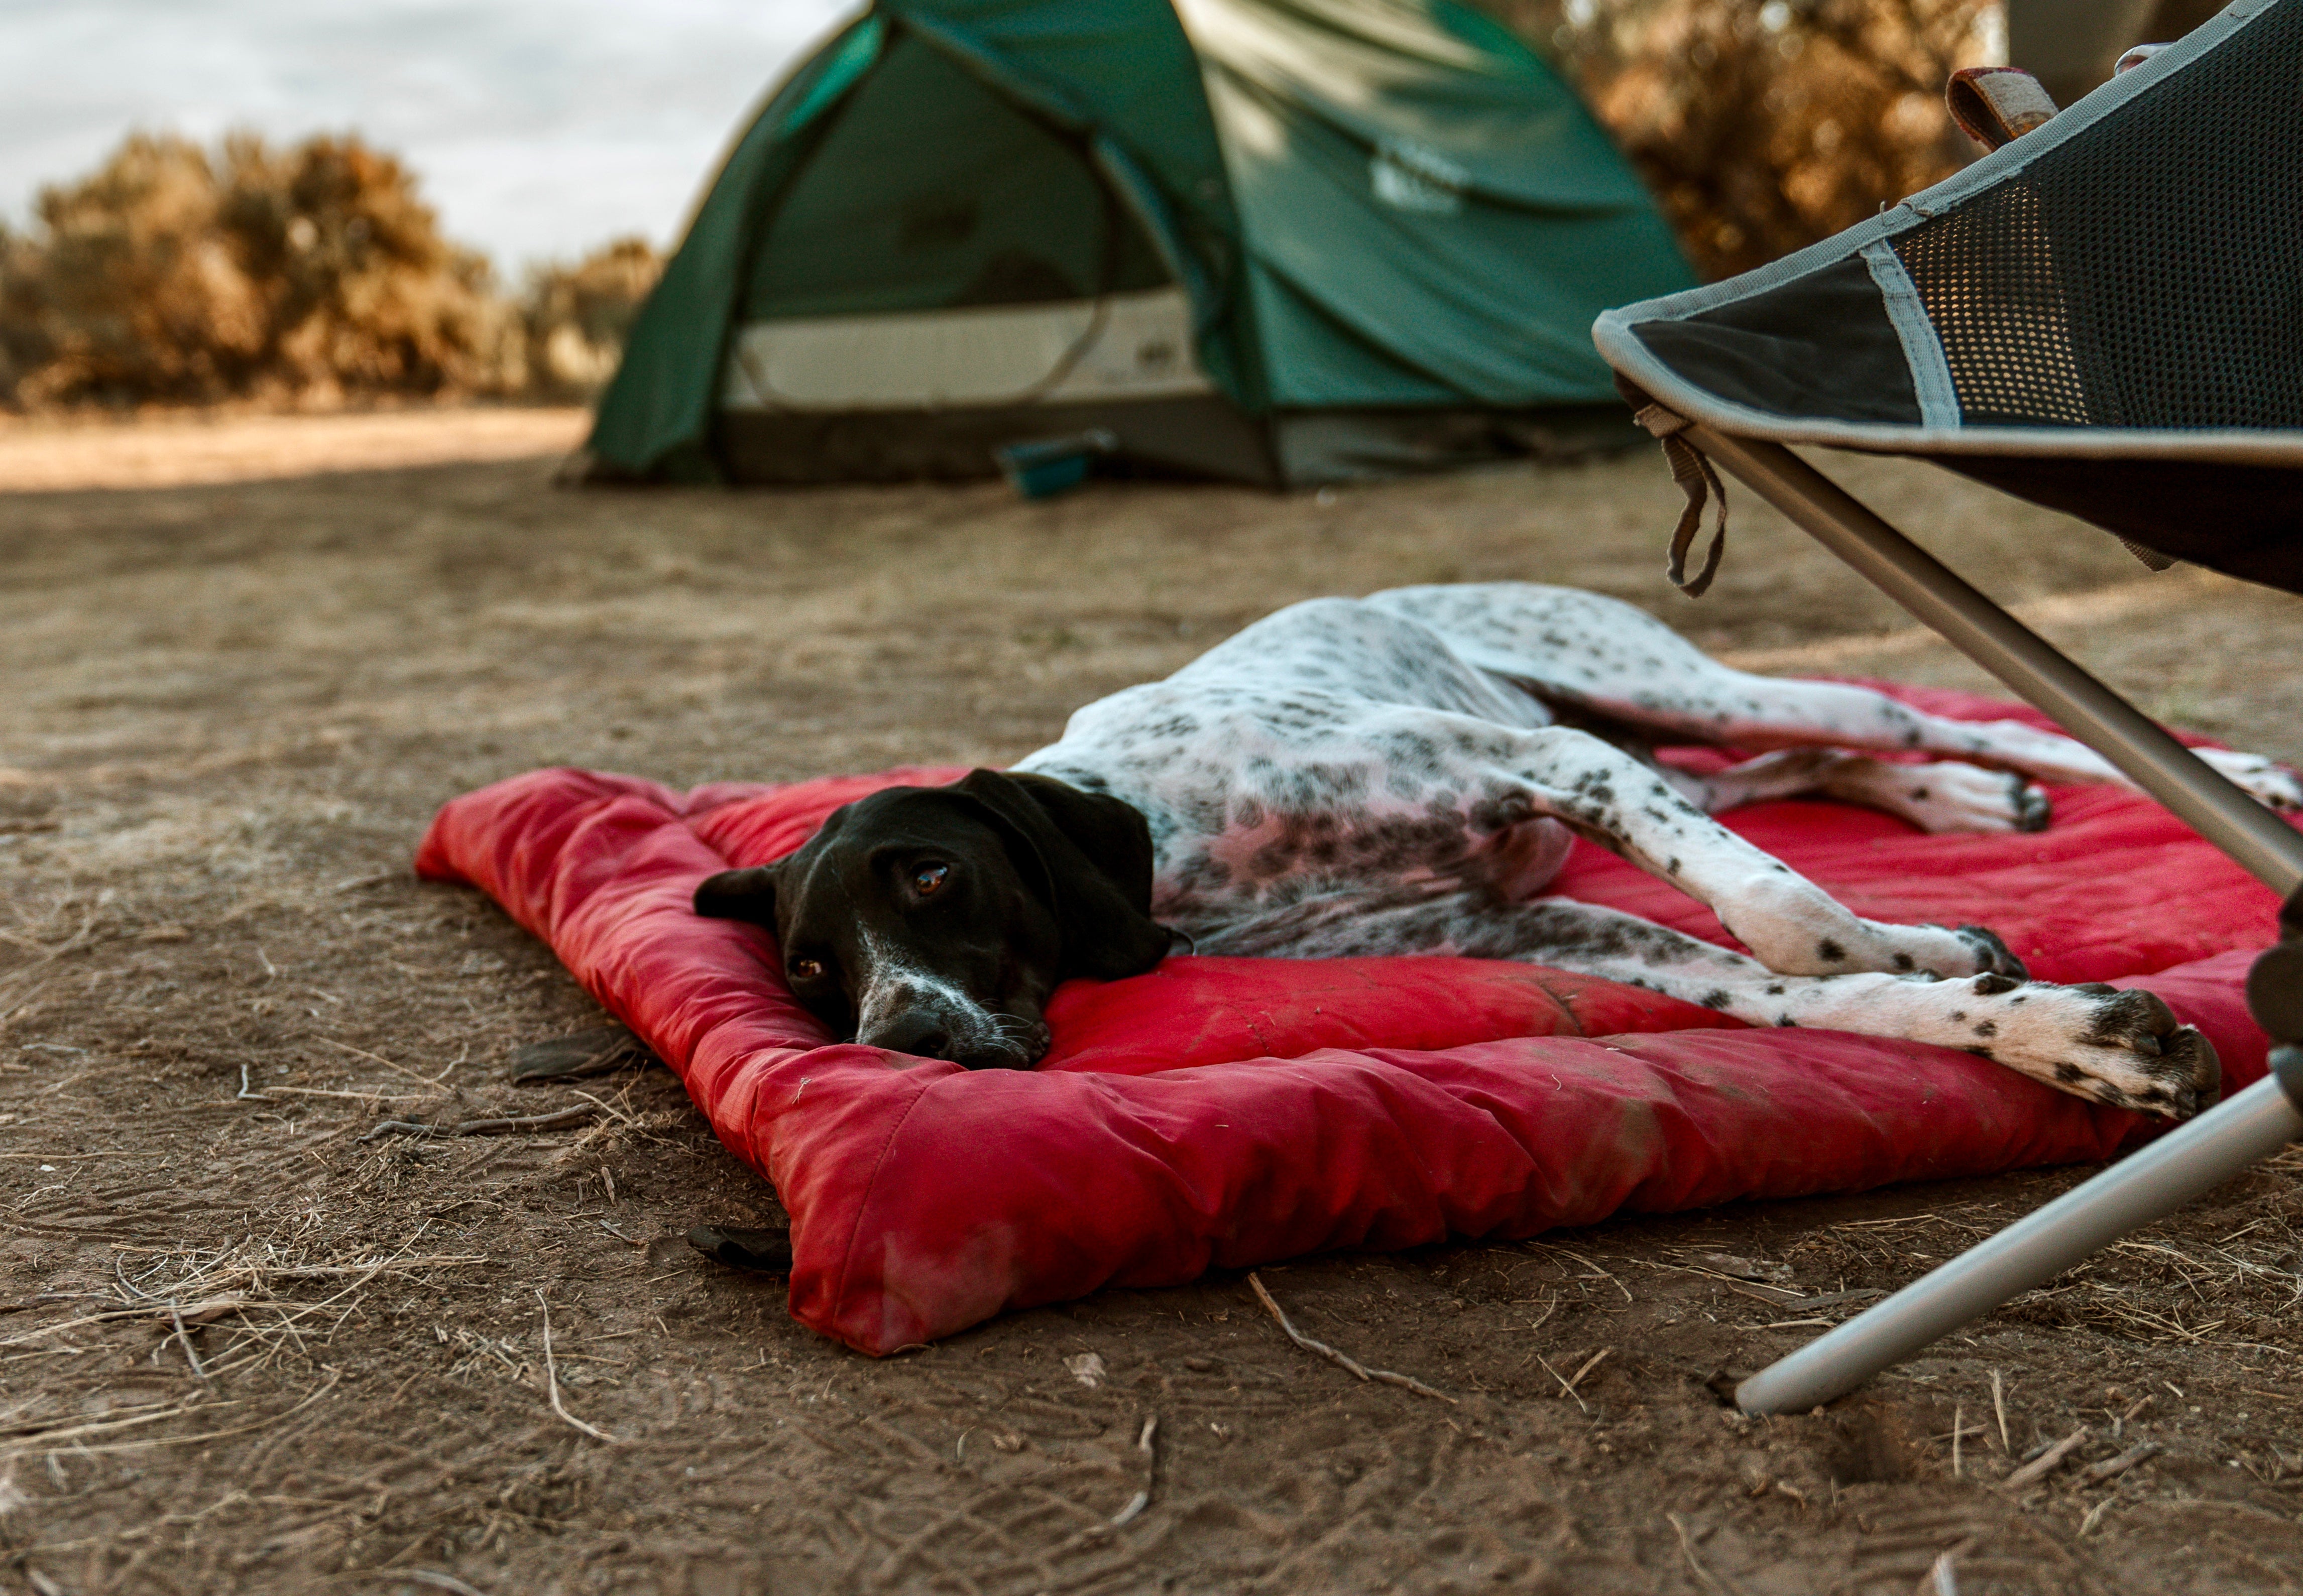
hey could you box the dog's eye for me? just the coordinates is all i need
[911,863,950,897]
[787,956,825,981]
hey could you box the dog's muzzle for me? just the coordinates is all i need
[857,980,1046,1069]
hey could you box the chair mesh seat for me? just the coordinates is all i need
[1595,0,2303,590]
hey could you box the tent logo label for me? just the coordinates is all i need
[1370,140,1468,214]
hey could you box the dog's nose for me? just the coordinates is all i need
[866,1011,953,1061]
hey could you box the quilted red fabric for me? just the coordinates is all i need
[413,687,2281,1354]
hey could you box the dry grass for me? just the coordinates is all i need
[1487,0,1997,278]
[0,133,658,414]
[1484,0,2230,282]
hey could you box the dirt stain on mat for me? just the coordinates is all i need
[1,412,2301,1591]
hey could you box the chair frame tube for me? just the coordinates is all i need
[1678,429,2303,1413]
[1736,1064,2303,1414]
[1687,428,2303,899]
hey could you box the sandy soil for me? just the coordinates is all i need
[0,407,590,493]
[4,411,2303,1594]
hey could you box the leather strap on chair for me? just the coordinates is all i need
[1946,67,2060,153]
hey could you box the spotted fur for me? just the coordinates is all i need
[1014,583,2290,1119]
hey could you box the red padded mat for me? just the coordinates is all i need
[414,687,2279,1354]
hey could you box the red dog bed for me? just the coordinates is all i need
[414,687,2279,1355]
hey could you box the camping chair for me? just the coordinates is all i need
[1591,0,2303,1412]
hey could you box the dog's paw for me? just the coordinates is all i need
[1898,762,2052,834]
[1766,917,2029,983]
[2001,982,2219,1120]
[1947,926,2029,981]
[2193,748,2303,812]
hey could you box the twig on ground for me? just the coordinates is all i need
[359,1104,600,1144]
[1562,1347,1611,1398]
[567,1088,636,1125]
[2076,1440,2162,1486]
[1666,1513,1736,1594]
[15,1371,339,1463]
[315,1036,454,1090]
[380,1574,487,1596]
[168,1301,209,1383]
[1993,1369,2010,1454]
[329,871,401,895]
[113,1256,158,1303]
[1109,1414,1159,1527]
[1539,1244,1636,1302]
[1535,1354,1587,1413]
[2004,1427,2089,1491]
[268,1086,430,1103]
[1953,1402,1964,1479]
[236,1063,270,1101]
[535,1289,619,1445]
[1926,1548,1962,1594]
[1246,1273,1457,1404]
[0,1297,254,1351]
[0,1401,235,1451]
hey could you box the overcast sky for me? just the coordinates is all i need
[0,0,860,270]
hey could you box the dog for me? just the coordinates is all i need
[696,582,2301,1119]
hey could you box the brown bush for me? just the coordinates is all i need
[521,237,662,400]
[1483,0,2000,279]
[0,131,523,411]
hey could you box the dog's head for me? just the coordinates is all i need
[693,770,1169,1068]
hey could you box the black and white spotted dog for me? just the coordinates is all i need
[698,583,2301,1120]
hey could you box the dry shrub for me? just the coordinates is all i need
[521,237,662,400]
[0,131,525,411]
[1484,0,2001,279]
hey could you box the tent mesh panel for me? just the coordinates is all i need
[1894,0,2303,431]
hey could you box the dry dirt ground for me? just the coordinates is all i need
[3,409,2303,1595]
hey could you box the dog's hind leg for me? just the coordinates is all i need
[1593,659,2302,813]
[1367,582,2074,767]
[1366,580,2301,811]
[1343,707,2021,981]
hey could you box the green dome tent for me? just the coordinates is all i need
[586,0,1696,488]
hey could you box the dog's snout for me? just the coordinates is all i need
[856,973,1044,1069]
[867,1009,953,1061]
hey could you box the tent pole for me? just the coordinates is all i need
[1736,1058,2303,1414]
[1683,427,2303,900]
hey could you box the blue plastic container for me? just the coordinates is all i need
[994,429,1118,499]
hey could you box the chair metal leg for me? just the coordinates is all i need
[1685,427,2303,899]
[1736,1060,2303,1413]
[1672,429,2303,1411]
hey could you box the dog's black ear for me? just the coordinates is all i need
[693,865,780,925]
[954,769,1169,981]
[995,771,1158,914]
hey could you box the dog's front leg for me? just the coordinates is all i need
[1663,748,2053,834]
[1198,887,2215,1120]
[1480,900,2215,1120]
[1453,718,2022,980]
